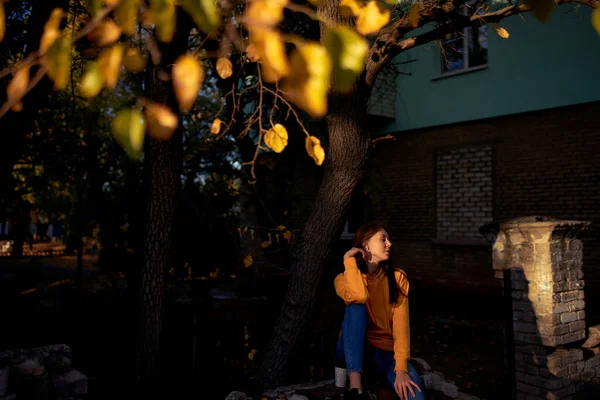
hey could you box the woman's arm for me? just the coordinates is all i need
[334,257,368,303]
[392,270,410,372]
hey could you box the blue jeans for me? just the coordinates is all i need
[336,304,425,400]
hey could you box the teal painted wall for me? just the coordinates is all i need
[382,4,600,133]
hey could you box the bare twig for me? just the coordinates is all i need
[372,134,396,146]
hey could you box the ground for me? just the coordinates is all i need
[0,256,511,399]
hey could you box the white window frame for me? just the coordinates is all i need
[436,1,488,78]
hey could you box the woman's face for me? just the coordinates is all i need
[364,229,392,264]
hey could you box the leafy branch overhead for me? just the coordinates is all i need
[1,0,598,169]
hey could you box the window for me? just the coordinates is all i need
[440,3,488,75]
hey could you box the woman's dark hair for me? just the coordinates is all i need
[352,220,406,304]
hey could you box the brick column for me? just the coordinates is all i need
[490,217,600,399]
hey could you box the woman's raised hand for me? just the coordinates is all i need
[343,247,367,261]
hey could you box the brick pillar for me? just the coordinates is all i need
[491,217,597,399]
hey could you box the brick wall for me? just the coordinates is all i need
[436,145,493,241]
[370,101,600,302]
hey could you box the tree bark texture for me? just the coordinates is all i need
[257,1,372,389]
[136,11,192,385]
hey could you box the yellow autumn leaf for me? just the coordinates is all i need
[0,0,5,43]
[264,123,288,153]
[151,0,176,43]
[305,136,325,166]
[40,8,64,53]
[276,225,286,231]
[115,0,139,36]
[408,3,420,28]
[261,241,271,248]
[80,61,105,98]
[246,44,260,62]
[339,0,361,17]
[324,26,368,92]
[87,20,122,47]
[252,28,289,82]
[181,0,222,36]
[44,34,72,90]
[122,47,146,73]
[592,6,600,36]
[86,0,102,17]
[111,109,146,159]
[173,54,204,111]
[210,118,221,134]
[495,27,510,39]
[248,349,258,360]
[7,66,30,112]
[145,103,179,140]
[283,230,292,242]
[281,43,331,118]
[356,0,390,36]
[243,254,253,268]
[245,0,287,29]
[98,44,124,89]
[216,57,233,79]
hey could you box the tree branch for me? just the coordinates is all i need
[365,0,599,86]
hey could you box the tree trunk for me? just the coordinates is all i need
[136,12,191,387]
[257,2,372,382]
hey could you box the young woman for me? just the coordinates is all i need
[334,221,425,400]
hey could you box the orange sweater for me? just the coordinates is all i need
[334,258,411,372]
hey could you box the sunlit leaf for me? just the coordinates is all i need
[111,109,146,159]
[248,349,257,360]
[98,44,124,88]
[44,34,72,90]
[245,0,287,29]
[523,0,554,23]
[0,0,5,43]
[408,3,420,28]
[122,47,146,72]
[324,26,368,92]
[305,135,325,166]
[151,0,176,42]
[593,6,600,36]
[356,0,390,36]
[210,118,221,134]
[263,123,288,153]
[261,241,271,248]
[495,26,510,39]
[245,44,260,62]
[87,20,122,47]
[7,66,30,112]
[283,230,292,242]
[86,0,102,17]
[144,103,179,140]
[252,28,289,82]
[172,54,204,111]
[276,225,286,231]
[40,8,65,52]
[243,254,253,268]
[181,0,222,36]
[115,0,139,36]
[80,61,105,98]
[281,43,331,118]
[216,57,233,79]
[339,0,361,17]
